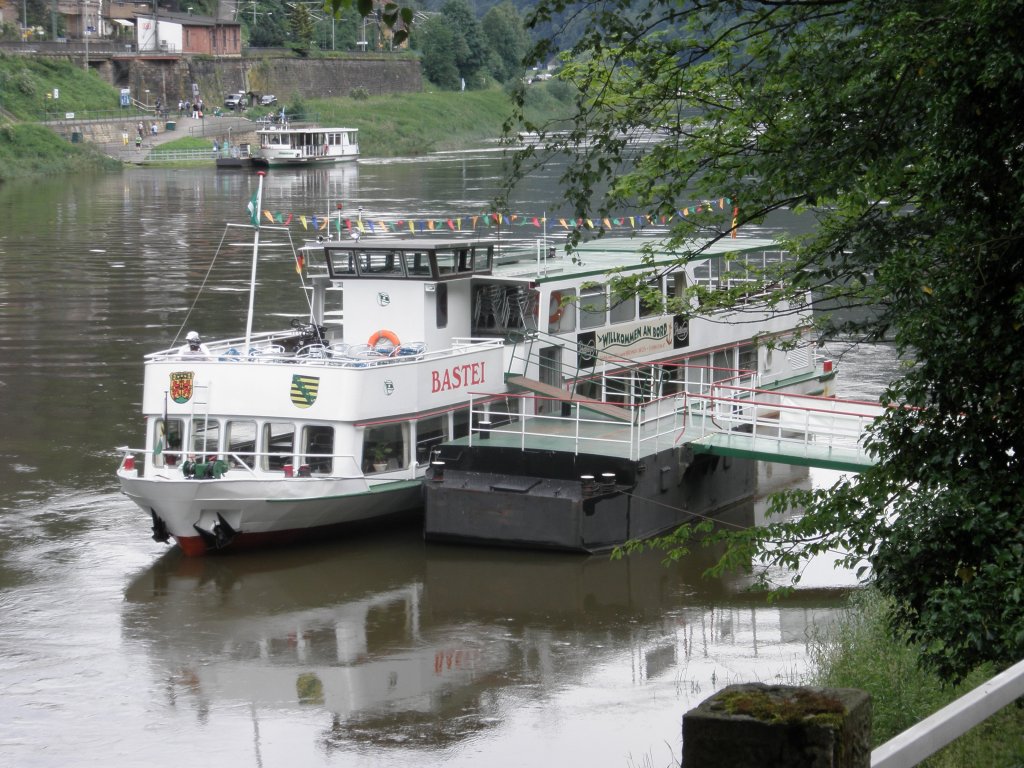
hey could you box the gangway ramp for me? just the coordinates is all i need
[681,386,885,472]
[468,384,885,472]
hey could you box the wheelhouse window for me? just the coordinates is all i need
[262,422,294,471]
[302,425,334,474]
[402,251,432,276]
[153,417,184,468]
[355,249,405,277]
[226,420,257,469]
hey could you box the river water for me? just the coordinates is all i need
[0,152,897,767]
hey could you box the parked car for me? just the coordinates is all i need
[259,94,278,106]
[224,92,246,110]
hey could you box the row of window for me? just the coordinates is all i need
[570,345,759,405]
[549,273,689,334]
[151,407,498,476]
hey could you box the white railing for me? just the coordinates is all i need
[116,447,372,481]
[467,379,883,464]
[871,658,1024,767]
[685,383,885,459]
[146,335,503,369]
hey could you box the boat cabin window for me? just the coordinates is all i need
[712,348,735,383]
[609,287,636,324]
[549,288,576,333]
[226,420,257,469]
[302,425,334,474]
[640,276,664,318]
[579,283,606,330]
[363,423,407,473]
[436,282,448,328]
[191,418,220,461]
[153,417,183,468]
[738,344,757,376]
[262,421,294,471]
[671,273,689,308]
[415,414,447,466]
[681,354,710,394]
[452,407,471,439]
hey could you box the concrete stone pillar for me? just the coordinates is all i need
[682,683,871,768]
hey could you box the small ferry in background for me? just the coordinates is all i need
[115,182,834,556]
[252,125,359,167]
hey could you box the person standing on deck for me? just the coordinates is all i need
[179,331,211,358]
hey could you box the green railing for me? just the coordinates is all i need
[145,148,220,163]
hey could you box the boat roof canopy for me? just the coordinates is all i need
[321,239,494,281]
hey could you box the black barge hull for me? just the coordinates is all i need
[423,444,756,553]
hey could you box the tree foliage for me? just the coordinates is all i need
[413,0,490,89]
[417,15,463,90]
[288,2,318,52]
[326,0,414,46]
[482,2,531,83]
[511,0,1024,682]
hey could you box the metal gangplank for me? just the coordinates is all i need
[679,383,884,471]
[468,381,885,472]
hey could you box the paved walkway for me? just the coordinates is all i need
[93,113,255,163]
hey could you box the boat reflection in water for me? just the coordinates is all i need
[121,470,852,760]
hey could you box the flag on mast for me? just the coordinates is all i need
[247,191,261,228]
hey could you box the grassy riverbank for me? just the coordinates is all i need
[0,54,125,181]
[0,123,121,181]
[157,82,573,158]
[809,589,1024,766]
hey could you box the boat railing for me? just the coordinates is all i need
[146,335,502,368]
[117,447,367,480]
[465,380,884,463]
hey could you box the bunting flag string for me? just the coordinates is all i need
[253,197,737,236]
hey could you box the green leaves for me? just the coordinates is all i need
[512,0,1024,682]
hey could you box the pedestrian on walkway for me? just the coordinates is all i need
[121,130,129,146]
[178,99,184,115]
[137,121,144,139]
[135,135,142,150]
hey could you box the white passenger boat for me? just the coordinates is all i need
[252,125,359,167]
[116,181,834,556]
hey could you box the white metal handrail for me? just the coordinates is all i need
[871,658,1024,767]
[466,383,883,464]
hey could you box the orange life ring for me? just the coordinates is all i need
[549,291,565,327]
[368,329,401,348]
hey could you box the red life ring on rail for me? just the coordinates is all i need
[368,329,401,348]
[549,291,565,327]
